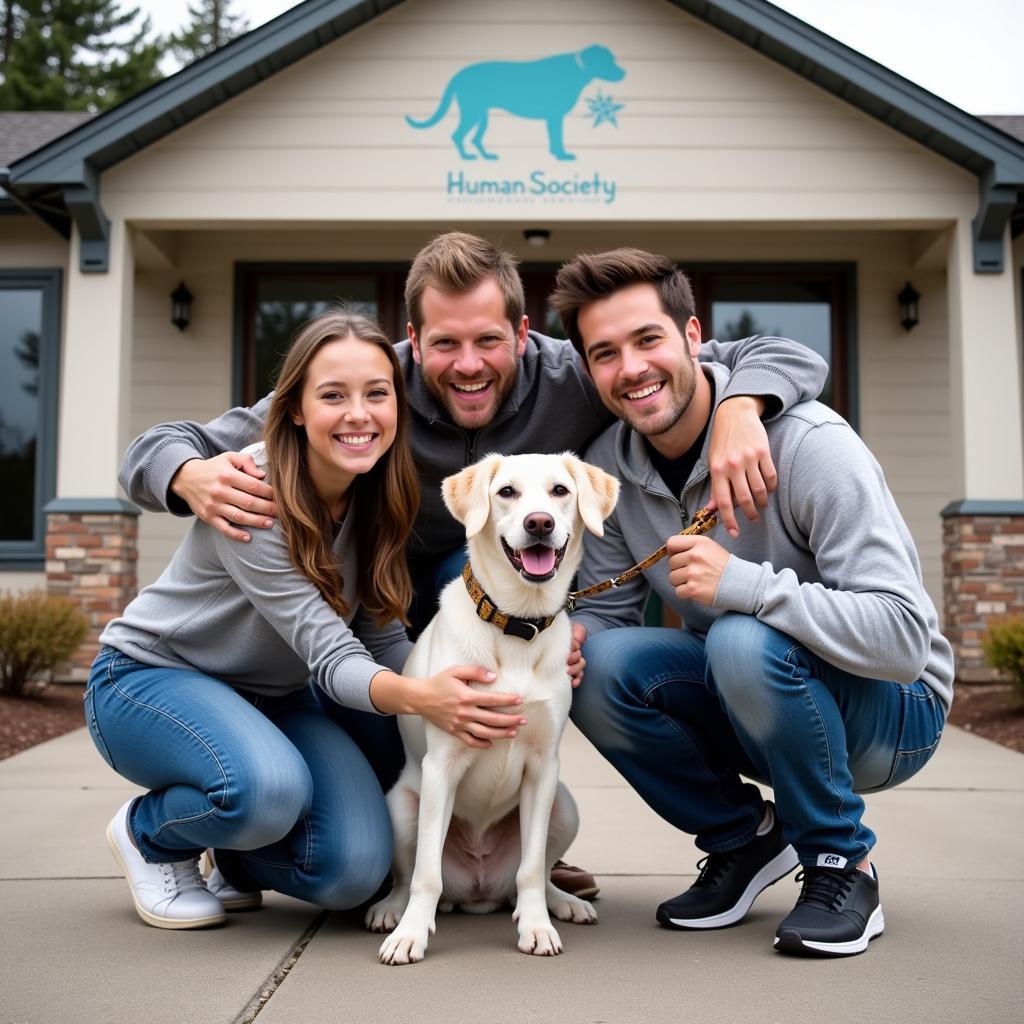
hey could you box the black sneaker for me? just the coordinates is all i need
[656,803,798,929]
[774,863,884,957]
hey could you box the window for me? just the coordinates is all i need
[690,266,855,421]
[0,270,61,565]
[235,265,406,405]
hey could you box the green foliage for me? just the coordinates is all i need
[0,590,88,697]
[0,0,165,112]
[168,0,249,66]
[982,617,1024,701]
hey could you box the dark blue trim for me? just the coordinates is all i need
[43,498,141,516]
[941,500,1024,518]
[0,269,62,566]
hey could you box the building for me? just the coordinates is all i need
[1,0,1022,680]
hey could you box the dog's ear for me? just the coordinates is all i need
[442,454,502,538]
[564,454,620,536]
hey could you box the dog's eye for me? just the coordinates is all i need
[497,485,517,499]
[551,484,570,497]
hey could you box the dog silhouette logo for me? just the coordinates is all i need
[406,44,625,161]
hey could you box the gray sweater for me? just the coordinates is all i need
[573,364,955,712]
[101,444,412,711]
[120,333,828,560]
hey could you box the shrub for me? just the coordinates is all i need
[0,591,88,697]
[981,616,1024,702]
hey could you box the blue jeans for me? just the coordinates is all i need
[572,615,946,865]
[85,647,392,909]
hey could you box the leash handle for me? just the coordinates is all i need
[566,507,718,612]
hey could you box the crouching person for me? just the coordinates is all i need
[550,250,954,957]
[85,310,521,928]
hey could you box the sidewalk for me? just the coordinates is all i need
[1,720,1021,1024]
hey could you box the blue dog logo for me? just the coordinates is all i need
[406,44,626,161]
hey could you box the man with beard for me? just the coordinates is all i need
[120,232,829,901]
[550,247,954,956]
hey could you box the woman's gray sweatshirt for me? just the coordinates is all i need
[574,365,955,712]
[101,444,411,711]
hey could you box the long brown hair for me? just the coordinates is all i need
[264,308,419,625]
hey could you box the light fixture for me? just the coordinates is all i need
[523,228,551,247]
[897,282,920,332]
[171,281,193,332]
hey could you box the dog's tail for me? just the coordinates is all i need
[406,79,457,129]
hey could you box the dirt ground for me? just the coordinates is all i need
[0,685,86,760]
[1,681,1022,761]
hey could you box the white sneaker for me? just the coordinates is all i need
[202,850,263,911]
[105,799,226,930]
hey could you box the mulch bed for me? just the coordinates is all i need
[945,683,1024,754]
[0,685,86,761]
[1,681,1022,761]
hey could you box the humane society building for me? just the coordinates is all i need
[1,0,1023,683]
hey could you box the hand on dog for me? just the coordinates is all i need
[707,396,777,538]
[170,452,277,542]
[413,666,526,749]
[667,534,731,606]
[567,622,587,688]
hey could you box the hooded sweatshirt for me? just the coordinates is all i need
[572,363,955,712]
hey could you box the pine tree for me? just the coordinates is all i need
[169,0,249,66]
[0,0,165,112]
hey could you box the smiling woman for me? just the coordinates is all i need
[79,306,524,932]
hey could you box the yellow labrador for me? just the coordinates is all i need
[367,453,619,964]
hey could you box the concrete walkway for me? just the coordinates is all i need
[1,720,1021,1024]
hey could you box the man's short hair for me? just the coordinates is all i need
[550,248,696,359]
[405,232,525,336]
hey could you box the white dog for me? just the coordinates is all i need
[366,452,619,964]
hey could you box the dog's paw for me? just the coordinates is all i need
[548,890,598,925]
[378,928,429,965]
[517,921,563,957]
[364,898,405,933]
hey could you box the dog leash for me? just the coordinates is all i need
[564,507,718,613]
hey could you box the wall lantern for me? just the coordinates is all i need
[523,228,551,247]
[897,282,920,332]
[171,281,193,332]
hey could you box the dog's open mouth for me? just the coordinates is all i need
[501,538,567,582]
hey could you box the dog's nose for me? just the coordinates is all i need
[523,512,555,538]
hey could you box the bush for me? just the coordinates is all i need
[0,591,88,697]
[981,616,1024,702]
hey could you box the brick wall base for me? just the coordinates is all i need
[45,509,139,682]
[942,507,1024,683]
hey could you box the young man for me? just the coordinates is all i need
[550,248,954,957]
[119,232,828,900]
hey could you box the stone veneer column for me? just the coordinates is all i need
[941,501,1024,683]
[44,499,140,682]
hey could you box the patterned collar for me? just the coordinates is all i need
[461,562,558,642]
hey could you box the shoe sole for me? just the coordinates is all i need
[217,892,264,911]
[106,821,226,930]
[773,905,885,957]
[658,844,800,930]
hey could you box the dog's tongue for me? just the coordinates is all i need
[521,545,556,576]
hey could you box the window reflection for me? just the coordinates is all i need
[0,289,43,542]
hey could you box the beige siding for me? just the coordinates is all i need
[130,226,951,609]
[0,571,45,592]
[102,0,974,226]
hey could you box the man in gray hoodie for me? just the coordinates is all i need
[550,248,954,957]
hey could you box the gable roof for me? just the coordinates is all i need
[3,0,1022,273]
